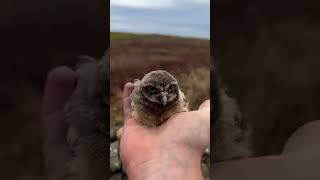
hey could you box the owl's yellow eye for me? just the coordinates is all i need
[167,85,175,92]
[148,86,157,94]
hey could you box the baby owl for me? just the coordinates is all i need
[130,70,189,127]
[65,52,109,180]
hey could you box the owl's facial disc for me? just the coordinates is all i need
[142,82,178,107]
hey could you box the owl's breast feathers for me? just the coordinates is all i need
[131,89,189,127]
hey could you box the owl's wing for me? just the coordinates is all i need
[130,79,140,112]
[213,90,252,161]
[178,90,189,112]
[130,79,140,106]
[133,79,140,85]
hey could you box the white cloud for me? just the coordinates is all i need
[110,0,209,9]
[191,0,209,4]
[110,0,210,38]
[110,0,174,9]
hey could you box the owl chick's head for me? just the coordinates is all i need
[138,70,180,108]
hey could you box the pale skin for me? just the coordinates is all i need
[120,82,210,180]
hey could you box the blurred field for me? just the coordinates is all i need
[111,32,209,41]
[111,32,158,40]
[110,32,210,125]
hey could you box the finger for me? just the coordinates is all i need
[42,66,76,144]
[198,99,210,111]
[43,66,77,116]
[197,100,210,136]
[124,117,141,129]
[42,66,76,180]
[198,108,210,123]
[283,120,320,154]
[122,82,134,120]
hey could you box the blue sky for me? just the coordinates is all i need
[111,0,210,39]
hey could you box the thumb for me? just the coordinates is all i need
[122,82,134,120]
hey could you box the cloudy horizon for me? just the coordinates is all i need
[111,0,210,39]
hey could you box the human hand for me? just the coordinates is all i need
[42,67,76,180]
[213,120,320,180]
[120,82,210,180]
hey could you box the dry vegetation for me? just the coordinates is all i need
[110,33,210,126]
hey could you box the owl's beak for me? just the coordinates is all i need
[160,93,167,106]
